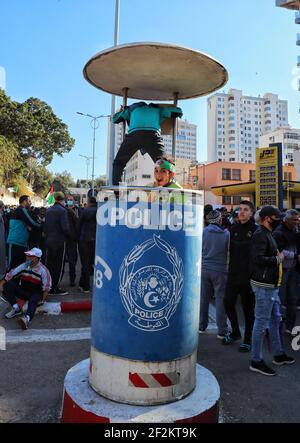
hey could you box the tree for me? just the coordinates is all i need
[31,165,53,197]
[52,171,75,194]
[0,89,75,165]
[0,135,23,186]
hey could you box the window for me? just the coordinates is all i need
[232,169,241,180]
[249,170,256,181]
[232,196,242,205]
[222,168,231,180]
[222,196,232,205]
[284,172,292,181]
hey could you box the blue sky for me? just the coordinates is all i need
[1,0,299,180]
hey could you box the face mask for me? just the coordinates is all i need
[269,218,280,230]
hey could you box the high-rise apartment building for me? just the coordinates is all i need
[207,89,288,164]
[111,119,197,186]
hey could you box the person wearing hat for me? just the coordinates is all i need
[44,191,71,296]
[199,209,229,339]
[249,205,295,376]
[0,248,52,329]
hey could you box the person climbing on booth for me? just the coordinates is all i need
[112,102,183,186]
[153,157,182,189]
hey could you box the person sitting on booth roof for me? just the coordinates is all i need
[112,102,183,186]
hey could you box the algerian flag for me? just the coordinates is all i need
[46,185,54,206]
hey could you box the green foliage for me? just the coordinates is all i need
[52,171,76,194]
[0,135,23,186]
[0,89,75,196]
[0,89,75,165]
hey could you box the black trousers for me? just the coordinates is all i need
[66,240,78,284]
[112,130,165,185]
[45,242,66,291]
[78,240,95,291]
[3,280,42,320]
[8,244,27,269]
[223,276,255,344]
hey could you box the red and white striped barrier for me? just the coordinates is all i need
[22,300,92,315]
[128,371,180,388]
[61,359,220,423]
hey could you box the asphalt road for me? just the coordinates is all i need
[0,266,300,423]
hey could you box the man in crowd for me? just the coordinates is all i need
[249,205,295,376]
[223,200,257,351]
[7,195,41,269]
[199,210,229,339]
[0,201,6,279]
[273,209,300,335]
[66,199,78,287]
[44,192,70,295]
[78,196,97,293]
[0,248,51,329]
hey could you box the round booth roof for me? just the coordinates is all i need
[83,42,228,101]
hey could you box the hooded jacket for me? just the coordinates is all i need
[202,224,230,273]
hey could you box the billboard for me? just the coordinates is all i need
[255,143,283,210]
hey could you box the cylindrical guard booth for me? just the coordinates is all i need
[89,187,203,405]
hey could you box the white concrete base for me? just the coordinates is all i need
[61,359,220,423]
[89,347,196,405]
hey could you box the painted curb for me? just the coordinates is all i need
[61,359,220,423]
[31,300,92,315]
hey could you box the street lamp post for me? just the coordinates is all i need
[108,0,121,186]
[79,154,92,202]
[77,112,110,196]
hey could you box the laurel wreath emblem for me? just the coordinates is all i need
[119,234,183,322]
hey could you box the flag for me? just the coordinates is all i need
[46,185,54,206]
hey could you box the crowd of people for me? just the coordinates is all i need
[0,193,97,329]
[0,157,299,378]
[201,201,299,376]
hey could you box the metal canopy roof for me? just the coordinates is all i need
[83,42,228,101]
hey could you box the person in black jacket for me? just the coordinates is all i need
[78,197,97,293]
[249,205,294,376]
[222,201,257,351]
[273,209,300,335]
[66,201,79,287]
[44,192,71,295]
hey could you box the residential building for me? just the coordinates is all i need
[207,89,288,164]
[259,127,300,165]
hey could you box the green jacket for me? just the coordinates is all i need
[113,103,183,134]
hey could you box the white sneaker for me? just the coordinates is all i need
[79,287,90,294]
[5,307,22,319]
[18,315,29,330]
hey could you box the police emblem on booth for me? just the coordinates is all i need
[119,235,183,332]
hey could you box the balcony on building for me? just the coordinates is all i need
[276,0,300,10]
[297,33,300,45]
[296,11,300,24]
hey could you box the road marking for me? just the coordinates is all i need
[5,327,91,344]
